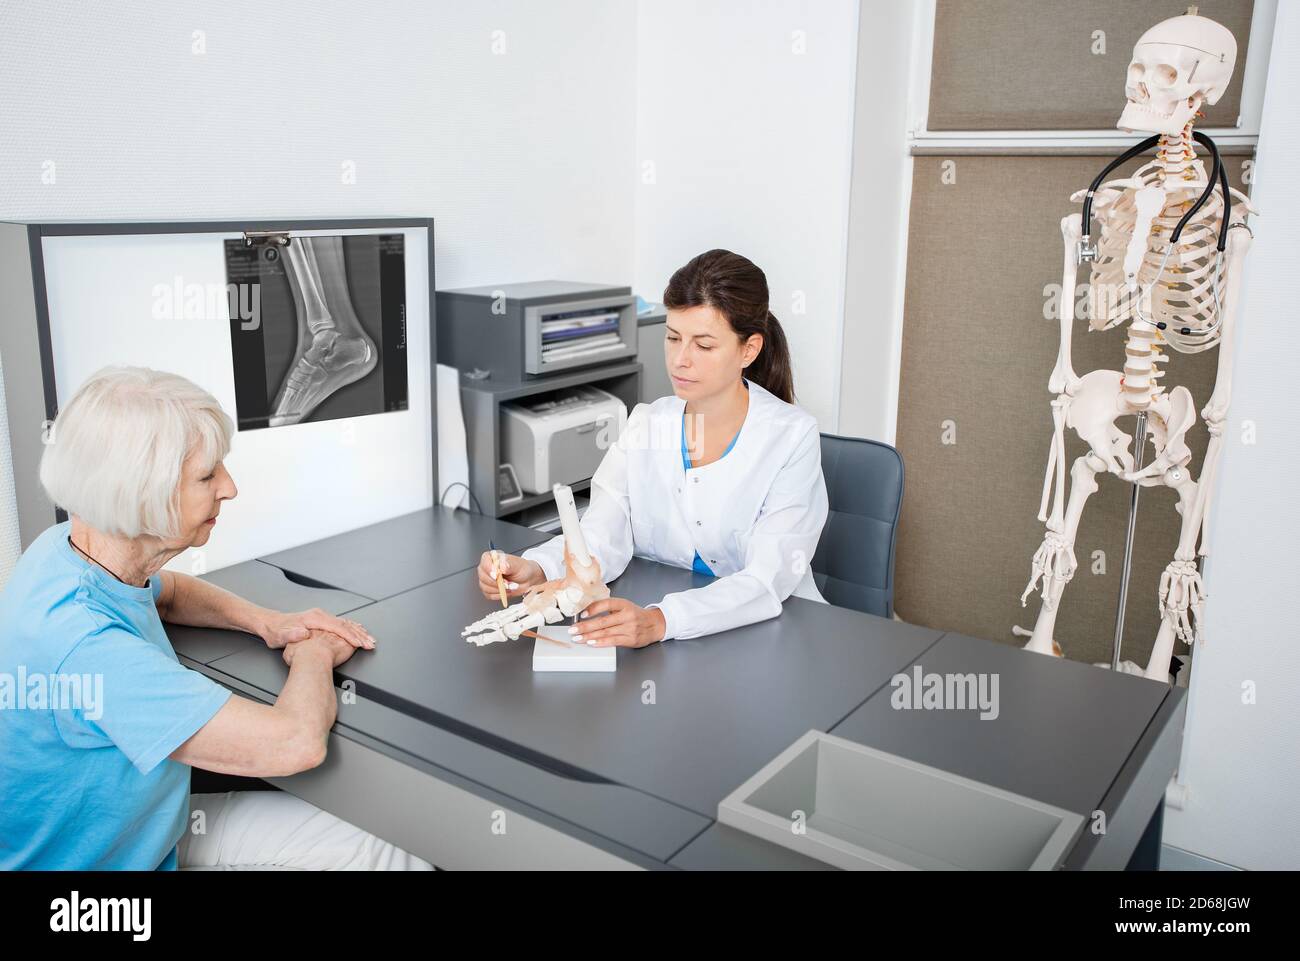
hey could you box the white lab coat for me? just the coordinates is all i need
[522,379,829,640]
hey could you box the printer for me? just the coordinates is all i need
[500,387,627,495]
[436,281,639,381]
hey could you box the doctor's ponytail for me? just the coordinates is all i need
[663,249,795,405]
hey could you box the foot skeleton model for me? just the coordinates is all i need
[270,236,378,427]
[1016,9,1256,682]
[463,484,610,646]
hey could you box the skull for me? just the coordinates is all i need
[1117,12,1237,135]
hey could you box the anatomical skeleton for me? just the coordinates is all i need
[463,483,610,646]
[1016,9,1256,682]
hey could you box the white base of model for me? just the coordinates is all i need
[532,625,617,672]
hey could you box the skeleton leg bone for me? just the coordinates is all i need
[270,237,378,427]
[286,235,331,332]
[1020,450,1108,656]
[1020,365,1131,655]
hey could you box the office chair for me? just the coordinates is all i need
[810,433,904,619]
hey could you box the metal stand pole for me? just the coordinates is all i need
[1111,410,1148,670]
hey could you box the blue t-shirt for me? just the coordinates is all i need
[0,522,231,869]
[680,382,746,576]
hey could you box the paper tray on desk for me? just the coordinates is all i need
[717,730,1084,871]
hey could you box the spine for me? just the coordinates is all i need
[1121,319,1165,410]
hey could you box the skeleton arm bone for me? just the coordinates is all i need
[1037,397,1069,526]
[1203,223,1251,424]
[1049,214,1085,396]
[1023,452,1107,611]
[1227,185,1257,215]
[1037,213,1088,527]
[1192,222,1253,560]
[1160,475,1208,648]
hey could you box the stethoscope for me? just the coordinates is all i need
[1078,130,1240,353]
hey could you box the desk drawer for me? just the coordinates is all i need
[272,730,648,871]
[199,662,708,867]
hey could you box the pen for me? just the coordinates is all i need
[489,539,508,608]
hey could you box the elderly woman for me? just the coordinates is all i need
[0,367,431,870]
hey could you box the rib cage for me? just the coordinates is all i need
[1072,130,1241,411]
[1085,156,1227,338]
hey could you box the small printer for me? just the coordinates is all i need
[500,386,627,495]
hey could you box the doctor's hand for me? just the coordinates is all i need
[570,598,666,648]
[476,551,546,602]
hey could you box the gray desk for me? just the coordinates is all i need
[169,514,1185,870]
[259,506,549,600]
[167,559,373,665]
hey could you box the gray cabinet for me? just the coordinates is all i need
[459,360,641,520]
[636,308,674,405]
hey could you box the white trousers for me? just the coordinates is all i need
[178,791,435,871]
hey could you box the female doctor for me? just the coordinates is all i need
[477,249,828,645]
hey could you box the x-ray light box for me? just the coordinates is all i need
[5,219,435,575]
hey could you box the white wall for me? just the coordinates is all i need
[0,0,636,288]
[632,0,860,429]
[1162,0,1300,870]
[0,0,637,576]
[837,0,915,443]
[0,0,862,569]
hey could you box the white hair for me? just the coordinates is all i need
[39,367,234,539]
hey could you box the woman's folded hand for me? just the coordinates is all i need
[261,607,375,651]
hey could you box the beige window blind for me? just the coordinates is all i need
[893,152,1252,667]
[927,0,1254,131]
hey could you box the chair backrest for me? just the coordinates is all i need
[811,432,904,619]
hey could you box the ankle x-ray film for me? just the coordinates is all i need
[225,234,408,430]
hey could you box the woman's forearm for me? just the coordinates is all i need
[276,641,339,747]
[158,571,271,637]
[653,571,783,640]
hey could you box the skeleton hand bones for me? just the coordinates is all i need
[1021,530,1077,611]
[1160,558,1206,646]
